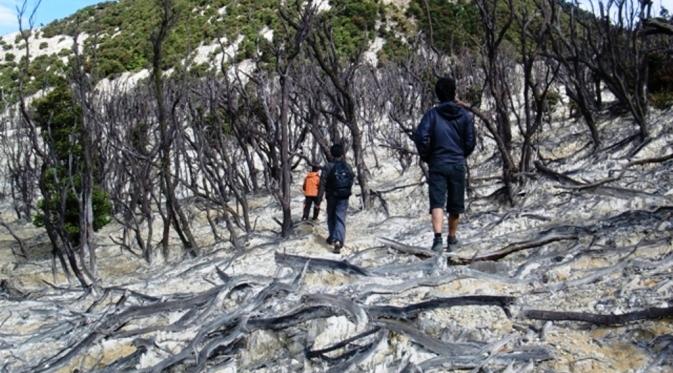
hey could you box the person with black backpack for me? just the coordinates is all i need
[414,76,476,252]
[318,143,354,254]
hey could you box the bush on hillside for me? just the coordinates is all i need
[31,83,112,245]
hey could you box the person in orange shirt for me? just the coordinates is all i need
[302,165,321,221]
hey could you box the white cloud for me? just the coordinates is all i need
[0,5,18,28]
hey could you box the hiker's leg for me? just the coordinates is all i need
[312,197,321,220]
[448,213,460,237]
[446,163,466,238]
[432,208,444,234]
[326,198,336,239]
[302,197,312,220]
[333,198,348,243]
[428,168,447,235]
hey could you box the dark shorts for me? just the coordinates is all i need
[428,163,466,214]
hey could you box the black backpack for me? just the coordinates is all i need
[327,161,354,198]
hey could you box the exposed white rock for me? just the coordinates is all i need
[363,37,385,66]
[0,30,88,62]
[259,26,274,42]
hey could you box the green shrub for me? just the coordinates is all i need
[39,42,49,50]
[96,58,126,77]
[543,89,562,113]
[5,53,15,62]
[377,35,411,65]
[650,92,673,110]
[406,0,481,53]
[648,52,673,95]
[462,84,483,107]
[32,83,112,244]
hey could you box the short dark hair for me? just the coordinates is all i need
[435,76,456,102]
[330,143,344,158]
[311,165,320,172]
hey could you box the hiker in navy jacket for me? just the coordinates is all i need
[414,76,476,252]
[318,144,354,254]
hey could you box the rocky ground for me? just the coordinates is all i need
[0,106,672,372]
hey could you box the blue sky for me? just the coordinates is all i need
[578,0,673,15]
[0,0,110,36]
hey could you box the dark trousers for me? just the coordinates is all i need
[326,197,348,243]
[302,196,320,220]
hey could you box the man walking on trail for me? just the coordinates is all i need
[302,165,321,221]
[319,144,354,254]
[414,76,476,252]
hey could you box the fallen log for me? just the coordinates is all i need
[379,237,435,258]
[275,252,369,276]
[326,330,385,373]
[523,306,673,326]
[358,267,523,297]
[451,233,578,264]
[302,293,369,325]
[628,152,673,166]
[306,327,381,361]
[375,319,483,356]
[415,348,554,371]
[250,306,346,331]
[368,295,516,320]
[534,161,583,185]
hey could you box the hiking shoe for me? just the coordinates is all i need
[333,241,343,254]
[326,237,334,245]
[446,236,458,251]
[431,237,443,252]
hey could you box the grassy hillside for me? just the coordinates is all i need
[40,0,383,76]
[0,0,391,106]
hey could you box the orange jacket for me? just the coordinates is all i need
[303,172,320,197]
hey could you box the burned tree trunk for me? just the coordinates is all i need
[150,0,198,257]
[474,0,519,205]
[307,19,372,209]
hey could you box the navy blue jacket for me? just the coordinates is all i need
[414,101,476,166]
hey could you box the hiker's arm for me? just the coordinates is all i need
[464,113,476,157]
[414,111,432,156]
[318,165,330,201]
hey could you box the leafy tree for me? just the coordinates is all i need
[32,83,112,245]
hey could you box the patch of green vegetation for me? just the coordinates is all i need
[41,0,287,77]
[543,89,562,112]
[406,0,481,54]
[646,51,673,110]
[32,83,112,243]
[325,0,381,59]
[39,42,48,50]
[650,92,673,110]
[377,32,410,65]
[0,54,67,110]
[648,52,673,95]
[58,48,72,57]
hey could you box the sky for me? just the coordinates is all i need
[578,0,673,16]
[0,0,110,36]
